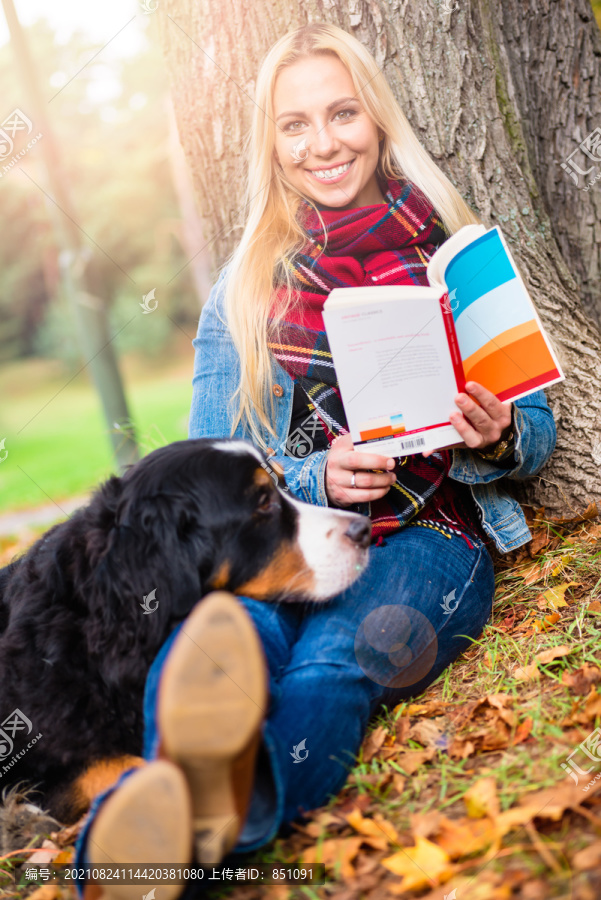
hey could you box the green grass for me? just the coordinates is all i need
[0,337,195,515]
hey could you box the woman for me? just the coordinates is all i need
[74,22,556,899]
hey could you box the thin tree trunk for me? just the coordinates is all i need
[159,0,601,516]
[166,97,213,307]
[2,0,139,472]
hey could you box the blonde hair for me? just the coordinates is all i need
[219,22,482,453]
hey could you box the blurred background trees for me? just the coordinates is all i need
[0,17,207,367]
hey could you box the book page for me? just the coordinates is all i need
[440,227,564,401]
[323,292,464,457]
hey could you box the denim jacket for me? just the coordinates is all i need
[189,265,557,554]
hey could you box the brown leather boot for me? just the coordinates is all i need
[85,759,193,900]
[156,590,268,866]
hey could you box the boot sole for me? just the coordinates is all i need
[87,760,192,900]
[157,591,267,866]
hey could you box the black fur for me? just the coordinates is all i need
[0,438,298,821]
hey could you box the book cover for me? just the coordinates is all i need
[323,224,564,456]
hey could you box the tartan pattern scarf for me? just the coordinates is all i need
[267,175,453,536]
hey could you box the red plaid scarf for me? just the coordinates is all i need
[268,176,453,536]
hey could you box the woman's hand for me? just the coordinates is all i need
[325,433,397,508]
[423,381,513,458]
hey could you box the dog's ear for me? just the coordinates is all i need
[130,495,209,619]
[98,474,124,518]
[86,491,210,672]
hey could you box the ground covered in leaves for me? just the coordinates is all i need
[2,506,601,899]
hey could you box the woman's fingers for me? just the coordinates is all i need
[449,409,487,448]
[451,382,512,448]
[325,434,397,507]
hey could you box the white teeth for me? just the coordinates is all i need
[311,161,352,179]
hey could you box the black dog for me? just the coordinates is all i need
[0,437,370,824]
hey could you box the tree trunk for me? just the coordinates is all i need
[2,0,139,473]
[159,0,601,516]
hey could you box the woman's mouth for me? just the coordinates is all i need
[307,159,355,184]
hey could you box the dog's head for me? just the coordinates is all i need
[91,438,370,614]
[76,438,371,667]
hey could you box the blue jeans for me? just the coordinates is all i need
[74,521,494,883]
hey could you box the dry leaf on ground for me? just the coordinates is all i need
[463,777,500,819]
[345,807,399,848]
[534,644,576,665]
[562,664,601,695]
[382,836,452,892]
[302,836,363,881]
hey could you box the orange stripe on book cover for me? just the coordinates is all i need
[462,331,558,396]
[360,422,406,440]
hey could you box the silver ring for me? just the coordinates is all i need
[351,471,356,489]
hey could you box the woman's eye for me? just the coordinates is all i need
[335,108,356,122]
[283,108,357,133]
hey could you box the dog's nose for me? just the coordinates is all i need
[344,517,372,549]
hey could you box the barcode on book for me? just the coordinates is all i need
[397,437,426,451]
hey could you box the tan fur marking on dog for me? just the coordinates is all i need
[211,559,231,589]
[72,756,145,807]
[253,466,273,486]
[236,542,315,600]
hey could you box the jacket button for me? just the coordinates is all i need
[272,384,284,397]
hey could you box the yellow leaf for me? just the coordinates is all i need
[540,581,580,611]
[550,554,574,577]
[302,836,362,881]
[345,807,399,846]
[463,777,500,819]
[382,836,451,891]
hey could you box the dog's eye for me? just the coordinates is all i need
[255,488,276,514]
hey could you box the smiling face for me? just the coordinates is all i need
[273,53,386,210]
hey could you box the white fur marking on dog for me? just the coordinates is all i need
[209,439,369,602]
[285,494,369,601]
[210,440,264,463]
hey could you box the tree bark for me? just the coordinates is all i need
[159,0,601,516]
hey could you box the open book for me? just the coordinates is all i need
[322,224,564,457]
